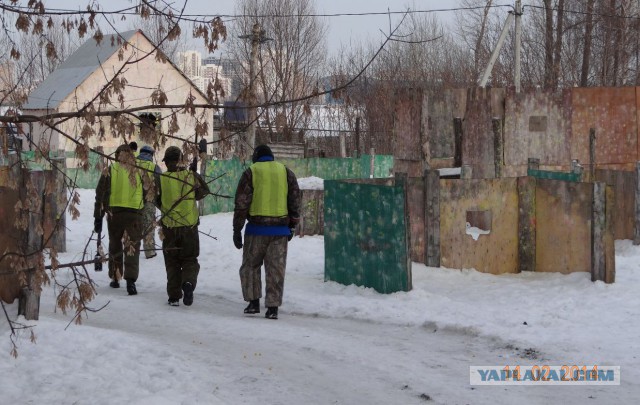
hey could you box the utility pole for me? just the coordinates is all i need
[480,1,524,89]
[240,23,271,158]
[514,0,522,93]
[479,11,515,87]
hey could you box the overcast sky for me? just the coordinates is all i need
[43,0,473,55]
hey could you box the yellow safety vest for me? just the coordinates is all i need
[249,161,288,217]
[109,162,143,209]
[160,170,199,227]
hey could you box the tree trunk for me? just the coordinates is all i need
[580,0,595,86]
[552,0,565,89]
[601,0,617,85]
[543,0,555,89]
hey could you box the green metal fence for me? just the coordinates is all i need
[62,151,394,214]
[324,179,412,294]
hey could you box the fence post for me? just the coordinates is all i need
[50,154,67,252]
[395,172,412,290]
[635,161,640,245]
[492,118,504,178]
[517,176,536,272]
[453,117,463,167]
[355,117,361,158]
[339,132,346,158]
[605,185,615,283]
[369,148,375,179]
[424,169,440,267]
[461,164,472,179]
[589,128,596,182]
[592,181,606,282]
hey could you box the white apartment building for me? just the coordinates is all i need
[178,50,201,78]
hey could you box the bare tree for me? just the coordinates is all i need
[0,0,227,355]
[580,0,595,86]
[228,0,327,147]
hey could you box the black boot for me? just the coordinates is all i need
[126,279,137,295]
[244,299,260,314]
[265,307,278,320]
[182,282,194,306]
[109,279,120,288]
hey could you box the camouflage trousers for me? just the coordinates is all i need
[162,225,200,300]
[239,234,288,307]
[107,210,143,282]
[141,202,157,258]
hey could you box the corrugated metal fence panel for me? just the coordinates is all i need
[324,180,411,293]
[439,178,519,274]
[462,87,505,179]
[571,87,638,168]
[535,179,592,273]
[596,169,635,240]
[393,88,423,161]
[407,177,425,263]
[0,163,24,303]
[424,88,467,159]
[504,88,571,173]
[392,88,423,176]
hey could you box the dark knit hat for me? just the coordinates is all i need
[162,146,182,162]
[252,144,273,163]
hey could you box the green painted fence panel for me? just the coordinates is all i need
[324,180,411,294]
[527,168,581,182]
[199,154,394,215]
[61,150,395,215]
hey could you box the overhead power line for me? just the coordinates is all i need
[5,3,640,21]
[4,4,515,20]
[526,4,640,20]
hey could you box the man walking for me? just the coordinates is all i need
[137,145,162,259]
[233,145,301,320]
[94,144,149,295]
[157,146,210,306]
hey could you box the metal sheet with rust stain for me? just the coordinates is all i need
[504,88,571,173]
[393,88,423,162]
[462,88,505,179]
[535,179,592,273]
[595,169,635,240]
[0,167,23,303]
[571,87,638,169]
[439,178,519,274]
[424,89,467,160]
[407,177,425,263]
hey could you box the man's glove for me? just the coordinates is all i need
[233,231,243,249]
[189,160,198,172]
[94,217,102,234]
[288,228,295,241]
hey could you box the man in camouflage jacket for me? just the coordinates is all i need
[233,145,301,320]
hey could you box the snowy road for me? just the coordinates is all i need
[73,285,627,405]
[2,188,637,404]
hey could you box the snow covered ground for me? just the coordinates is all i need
[1,187,639,404]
